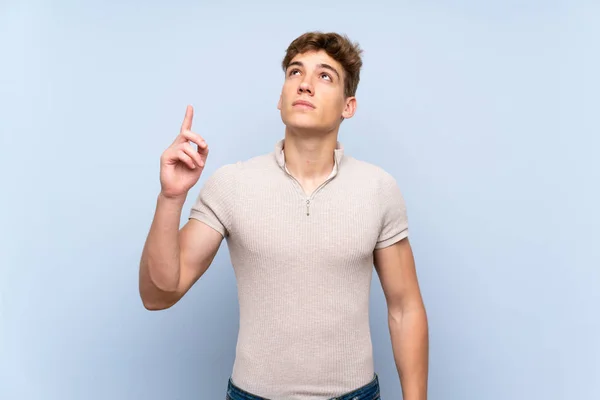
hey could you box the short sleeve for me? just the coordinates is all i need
[188,164,237,237]
[375,173,409,249]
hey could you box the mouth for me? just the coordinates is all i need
[292,100,316,109]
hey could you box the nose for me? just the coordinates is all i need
[298,79,313,96]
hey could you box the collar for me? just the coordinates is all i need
[274,139,344,177]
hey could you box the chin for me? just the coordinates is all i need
[281,113,326,133]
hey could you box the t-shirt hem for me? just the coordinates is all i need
[188,211,226,237]
[374,228,408,249]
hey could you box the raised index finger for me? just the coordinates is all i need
[180,105,194,133]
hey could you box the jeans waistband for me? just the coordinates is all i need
[226,374,380,400]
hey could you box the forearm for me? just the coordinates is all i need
[389,305,429,400]
[140,193,187,293]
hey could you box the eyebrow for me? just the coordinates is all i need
[287,61,341,80]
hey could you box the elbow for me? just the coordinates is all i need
[140,295,176,311]
[142,300,162,311]
[142,302,170,311]
[146,263,180,293]
[139,277,179,311]
[139,262,180,310]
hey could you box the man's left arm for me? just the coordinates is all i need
[374,237,429,400]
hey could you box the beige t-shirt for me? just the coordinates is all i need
[189,139,409,399]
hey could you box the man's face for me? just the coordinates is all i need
[278,50,356,133]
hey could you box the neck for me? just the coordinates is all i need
[283,127,338,180]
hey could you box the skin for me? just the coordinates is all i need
[374,238,429,400]
[139,48,428,399]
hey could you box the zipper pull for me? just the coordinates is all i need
[306,199,310,216]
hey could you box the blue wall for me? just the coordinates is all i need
[1,1,598,399]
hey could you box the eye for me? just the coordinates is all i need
[320,73,332,81]
[289,69,301,76]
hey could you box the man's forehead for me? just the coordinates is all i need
[289,50,340,68]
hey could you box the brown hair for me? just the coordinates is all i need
[282,31,363,98]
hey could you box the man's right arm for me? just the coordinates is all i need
[138,192,223,310]
[139,104,222,310]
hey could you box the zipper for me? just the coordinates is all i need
[285,172,335,216]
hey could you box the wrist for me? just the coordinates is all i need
[158,191,187,206]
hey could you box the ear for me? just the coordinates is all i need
[277,94,282,110]
[341,96,357,119]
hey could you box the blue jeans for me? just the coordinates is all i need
[226,374,381,400]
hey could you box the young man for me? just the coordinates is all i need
[139,32,429,400]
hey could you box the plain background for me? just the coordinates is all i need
[1,1,599,399]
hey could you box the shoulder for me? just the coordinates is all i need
[341,156,399,188]
[203,162,239,184]
[340,156,406,214]
[237,152,274,170]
